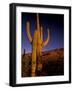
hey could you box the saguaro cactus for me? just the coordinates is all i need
[25,14,50,76]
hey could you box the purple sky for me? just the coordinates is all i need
[21,13,64,55]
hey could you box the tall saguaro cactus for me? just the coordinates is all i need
[25,14,50,76]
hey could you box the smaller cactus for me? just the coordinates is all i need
[24,49,25,56]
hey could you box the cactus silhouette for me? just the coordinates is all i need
[25,14,50,76]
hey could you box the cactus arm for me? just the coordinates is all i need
[42,29,50,47]
[40,26,43,42]
[26,21,32,43]
[37,13,40,31]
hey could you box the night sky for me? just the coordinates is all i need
[21,13,64,55]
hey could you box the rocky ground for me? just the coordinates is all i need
[21,48,64,77]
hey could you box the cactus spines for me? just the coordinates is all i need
[25,13,50,76]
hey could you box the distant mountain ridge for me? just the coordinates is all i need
[22,48,64,61]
